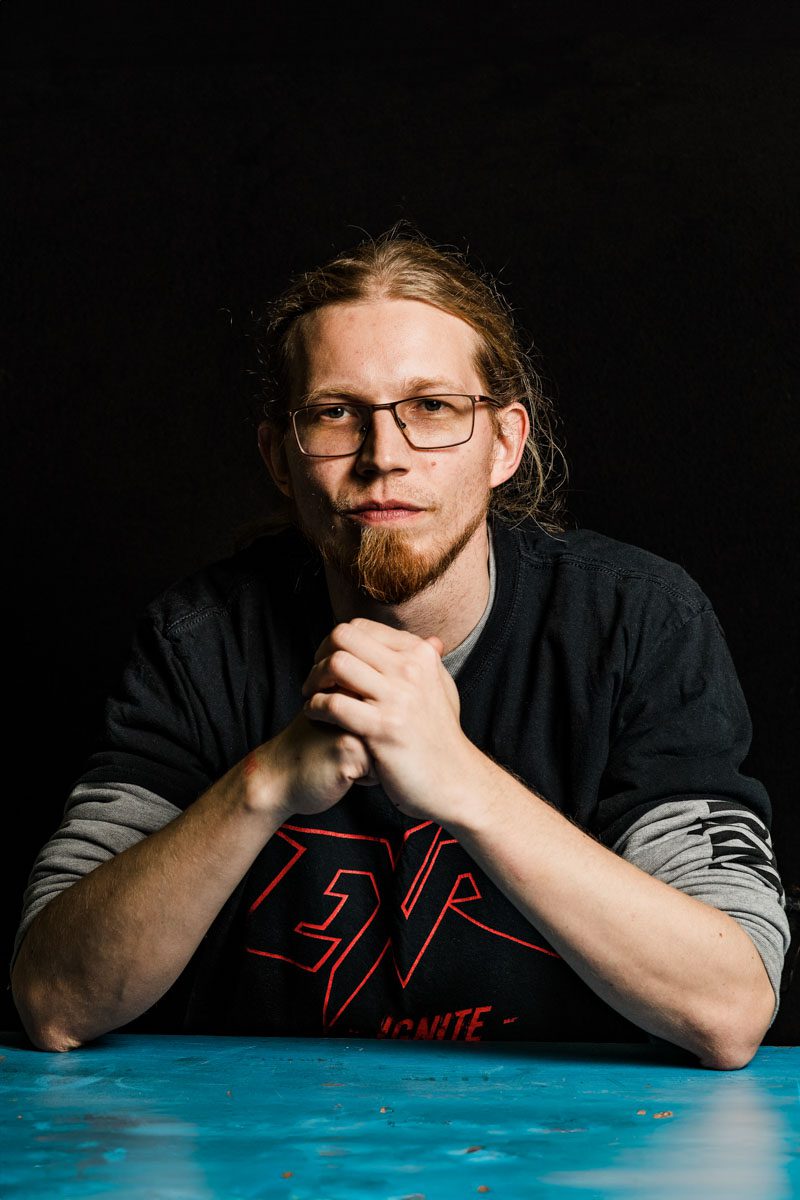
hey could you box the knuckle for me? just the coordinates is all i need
[330,623,351,648]
[383,710,405,741]
[329,648,349,674]
[336,733,362,758]
[399,658,420,683]
[306,693,327,719]
[416,639,437,665]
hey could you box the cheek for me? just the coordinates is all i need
[293,457,332,494]
[454,444,494,489]
[295,464,352,521]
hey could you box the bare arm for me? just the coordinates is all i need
[446,749,777,1071]
[11,713,373,1052]
[302,618,781,1071]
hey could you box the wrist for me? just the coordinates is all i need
[235,739,294,826]
[441,742,501,837]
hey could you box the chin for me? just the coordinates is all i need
[298,496,489,606]
[351,511,486,605]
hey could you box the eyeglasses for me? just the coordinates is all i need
[288,394,502,458]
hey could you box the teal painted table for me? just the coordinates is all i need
[2,1033,799,1199]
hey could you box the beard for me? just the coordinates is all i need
[295,492,492,605]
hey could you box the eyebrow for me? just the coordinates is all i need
[300,377,468,405]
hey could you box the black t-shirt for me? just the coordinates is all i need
[69,517,782,1042]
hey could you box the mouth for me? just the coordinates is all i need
[343,501,426,524]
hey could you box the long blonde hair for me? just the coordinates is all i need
[253,222,571,536]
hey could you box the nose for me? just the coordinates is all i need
[354,406,413,475]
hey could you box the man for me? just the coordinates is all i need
[10,230,790,1067]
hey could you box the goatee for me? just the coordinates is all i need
[299,498,490,605]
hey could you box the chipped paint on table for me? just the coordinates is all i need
[2,1035,799,1199]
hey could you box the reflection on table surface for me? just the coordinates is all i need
[2,1034,799,1199]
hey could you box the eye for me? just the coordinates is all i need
[311,404,350,423]
[410,397,452,414]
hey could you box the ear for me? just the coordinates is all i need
[489,401,530,489]
[257,420,294,499]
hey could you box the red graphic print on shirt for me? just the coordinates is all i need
[244,818,560,1030]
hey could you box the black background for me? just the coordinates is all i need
[2,1,798,1040]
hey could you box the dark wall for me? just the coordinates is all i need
[2,2,798,1039]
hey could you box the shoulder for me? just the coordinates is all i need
[493,518,714,617]
[139,526,315,641]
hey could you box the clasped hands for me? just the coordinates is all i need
[300,616,475,821]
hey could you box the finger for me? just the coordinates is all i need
[314,619,439,671]
[302,650,387,700]
[312,622,400,671]
[425,635,445,656]
[303,690,381,738]
[345,616,423,648]
[346,617,444,659]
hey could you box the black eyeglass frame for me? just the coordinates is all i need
[286,394,503,458]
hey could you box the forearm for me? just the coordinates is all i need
[11,759,288,1052]
[446,748,775,1070]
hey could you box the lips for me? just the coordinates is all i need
[342,500,427,526]
[346,500,424,513]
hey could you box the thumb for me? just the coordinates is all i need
[425,635,445,657]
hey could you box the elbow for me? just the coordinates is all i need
[695,1017,765,1071]
[696,1007,771,1072]
[700,1036,758,1075]
[27,1024,84,1053]
[13,989,85,1052]
[13,1001,84,1053]
[696,961,776,1071]
[11,964,84,1053]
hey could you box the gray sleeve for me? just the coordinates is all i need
[10,781,182,975]
[610,797,791,1031]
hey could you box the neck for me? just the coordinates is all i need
[322,520,492,654]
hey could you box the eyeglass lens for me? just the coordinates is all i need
[294,395,476,456]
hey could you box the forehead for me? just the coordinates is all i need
[294,298,484,394]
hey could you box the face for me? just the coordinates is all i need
[258,297,527,604]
